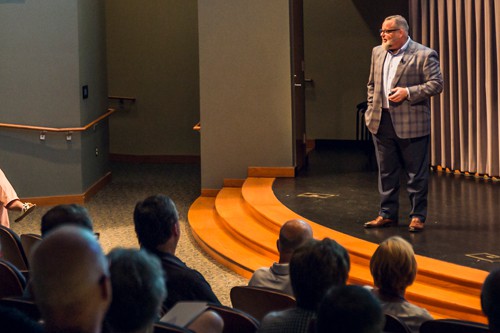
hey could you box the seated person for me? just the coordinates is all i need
[30,225,111,333]
[258,238,350,333]
[105,248,223,333]
[481,268,500,333]
[41,204,94,237]
[133,194,220,311]
[0,168,36,227]
[369,236,433,333]
[23,204,96,299]
[317,285,384,333]
[249,219,313,296]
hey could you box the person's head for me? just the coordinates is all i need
[30,225,111,333]
[290,238,350,311]
[41,204,93,237]
[133,194,180,252]
[481,269,500,332]
[317,285,384,333]
[370,236,417,296]
[380,15,409,51]
[105,248,167,333]
[277,219,313,263]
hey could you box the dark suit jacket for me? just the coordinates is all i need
[366,39,443,139]
[149,248,221,311]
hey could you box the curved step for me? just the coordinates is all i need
[188,196,272,278]
[188,178,488,323]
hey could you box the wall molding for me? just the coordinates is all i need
[110,154,200,164]
[22,172,112,206]
[248,167,295,178]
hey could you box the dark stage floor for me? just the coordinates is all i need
[273,141,500,272]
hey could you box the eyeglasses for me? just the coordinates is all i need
[379,28,400,34]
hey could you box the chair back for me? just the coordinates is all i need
[230,286,296,321]
[0,226,29,270]
[383,313,411,333]
[20,233,42,265]
[420,319,490,333]
[0,296,40,321]
[154,322,193,333]
[0,259,27,298]
[207,303,259,333]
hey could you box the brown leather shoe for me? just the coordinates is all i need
[364,216,396,229]
[408,217,425,232]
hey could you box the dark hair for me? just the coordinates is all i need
[317,285,384,333]
[41,204,93,237]
[105,248,167,333]
[481,269,500,331]
[289,238,350,310]
[133,195,179,251]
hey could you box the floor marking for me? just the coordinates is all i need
[297,192,339,199]
[465,253,500,263]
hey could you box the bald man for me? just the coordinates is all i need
[248,219,313,295]
[30,226,111,333]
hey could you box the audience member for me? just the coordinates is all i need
[133,194,220,311]
[481,268,500,333]
[369,236,432,333]
[0,168,36,227]
[30,225,111,333]
[316,285,384,333]
[105,247,223,333]
[41,204,93,237]
[105,248,167,333]
[249,219,313,296]
[258,238,350,333]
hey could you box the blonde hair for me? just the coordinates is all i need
[370,236,417,294]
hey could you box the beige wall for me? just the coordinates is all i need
[304,0,408,140]
[198,0,293,189]
[0,0,108,196]
[106,0,200,156]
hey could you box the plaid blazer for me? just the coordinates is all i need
[365,40,443,139]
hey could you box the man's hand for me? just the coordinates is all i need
[388,87,408,103]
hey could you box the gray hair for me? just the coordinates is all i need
[105,248,167,332]
[385,15,409,33]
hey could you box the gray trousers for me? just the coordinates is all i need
[372,111,430,222]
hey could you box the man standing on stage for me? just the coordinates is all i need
[363,15,443,232]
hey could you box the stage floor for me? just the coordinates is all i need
[273,141,500,272]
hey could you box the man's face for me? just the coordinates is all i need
[380,19,405,51]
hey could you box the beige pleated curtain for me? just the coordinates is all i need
[409,0,500,178]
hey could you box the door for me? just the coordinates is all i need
[290,0,307,171]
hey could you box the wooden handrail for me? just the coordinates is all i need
[0,108,117,133]
[108,96,136,103]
